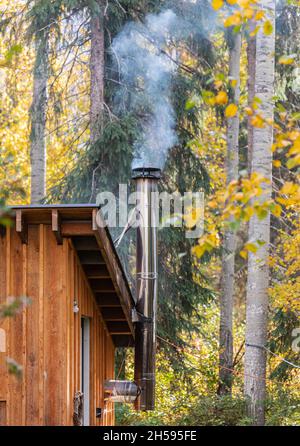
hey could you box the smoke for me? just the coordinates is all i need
[111,4,218,170]
[111,10,181,170]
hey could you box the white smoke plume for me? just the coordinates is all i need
[112,9,180,170]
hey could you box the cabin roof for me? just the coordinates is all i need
[10,204,135,347]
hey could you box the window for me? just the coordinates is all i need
[81,317,90,426]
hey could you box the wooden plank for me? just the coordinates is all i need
[92,292,96,425]
[92,209,98,231]
[5,228,10,423]
[0,231,6,305]
[104,334,115,425]
[89,279,115,293]
[105,322,131,335]
[78,251,105,265]
[101,308,126,321]
[22,243,27,425]
[43,225,64,425]
[8,228,24,425]
[38,225,44,425]
[70,246,75,398]
[52,210,62,245]
[80,262,87,316]
[72,237,99,251]
[90,306,95,425]
[11,206,98,226]
[0,231,8,404]
[0,401,6,425]
[74,253,80,395]
[95,293,120,307]
[100,325,104,426]
[96,319,101,425]
[68,241,75,425]
[61,240,67,425]
[26,225,40,425]
[61,222,94,237]
[83,265,110,279]
[93,317,97,426]
[16,209,28,244]
[0,226,6,238]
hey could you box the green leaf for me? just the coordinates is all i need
[185,98,196,110]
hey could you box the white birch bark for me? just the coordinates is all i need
[244,0,275,425]
[30,29,49,204]
[247,20,256,173]
[218,31,241,395]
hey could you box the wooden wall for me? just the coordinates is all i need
[0,225,115,426]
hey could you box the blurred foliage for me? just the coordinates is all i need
[0,296,31,319]
[0,0,299,426]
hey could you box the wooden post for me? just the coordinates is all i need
[16,210,27,244]
[52,209,62,245]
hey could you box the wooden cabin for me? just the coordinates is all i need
[0,205,135,426]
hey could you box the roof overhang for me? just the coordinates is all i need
[8,204,135,347]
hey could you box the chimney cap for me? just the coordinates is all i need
[132,167,161,180]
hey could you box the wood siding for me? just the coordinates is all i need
[0,225,115,426]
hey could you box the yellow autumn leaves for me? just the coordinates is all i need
[208,89,238,118]
[211,0,224,10]
[213,0,296,68]
[215,90,228,105]
[273,129,300,170]
[212,0,256,11]
[211,0,274,38]
[192,157,300,260]
[263,20,273,36]
[193,168,300,260]
[270,221,300,313]
[193,231,220,259]
[215,94,238,118]
[192,173,281,260]
[278,55,296,65]
[277,182,300,209]
[225,104,238,118]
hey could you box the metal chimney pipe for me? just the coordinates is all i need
[104,380,140,403]
[132,167,160,411]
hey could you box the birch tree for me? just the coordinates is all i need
[30,26,49,203]
[247,20,256,172]
[90,0,105,144]
[218,30,241,395]
[244,0,275,425]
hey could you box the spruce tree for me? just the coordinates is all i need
[47,0,217,363]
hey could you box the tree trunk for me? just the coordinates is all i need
[247,20,256,173]
[244,0,275,425]
[90,1,105,144]
[218,31,241,395]
[30,28,49,204]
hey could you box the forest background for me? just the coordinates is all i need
[0,0,299,426]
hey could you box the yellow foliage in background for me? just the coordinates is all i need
[46,23,90,193]
[0,0,32,203]
[270,220,300,313]
[0,0,91,203]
